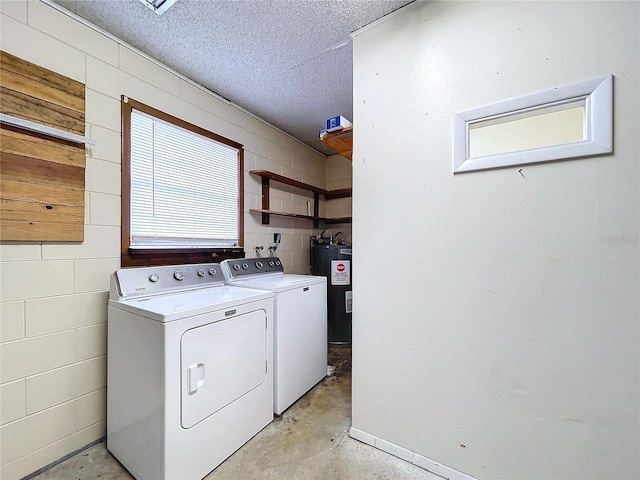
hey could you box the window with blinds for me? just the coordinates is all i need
[121,97,244,266]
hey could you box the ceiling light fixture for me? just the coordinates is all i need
[138,0,179,15]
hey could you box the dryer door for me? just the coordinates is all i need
[181,309,268,429]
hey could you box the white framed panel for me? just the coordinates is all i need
[453,75,613,173]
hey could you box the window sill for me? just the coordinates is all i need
[122,247,244,267]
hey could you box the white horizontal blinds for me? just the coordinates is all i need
[130,109,239,248]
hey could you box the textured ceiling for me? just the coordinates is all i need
[51,0,413,155]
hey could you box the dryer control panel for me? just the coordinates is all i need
[221,257,284,280]
[111,263,225,299]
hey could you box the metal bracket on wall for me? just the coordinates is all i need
[0,113,96,145]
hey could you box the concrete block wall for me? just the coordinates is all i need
[0,1,350,478]
[325,154,353,243]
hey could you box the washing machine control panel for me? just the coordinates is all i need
[112,263,225,298]
[221,257,284,280]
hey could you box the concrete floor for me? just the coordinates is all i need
[29,373,441,480]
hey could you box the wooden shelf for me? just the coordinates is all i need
[324,188,352,200]
[322,216,352,225]
[249,170,352,228]
[249,209,317,221]
[321,126,352,160]
[249,209,352,225]
[250,170,327,194]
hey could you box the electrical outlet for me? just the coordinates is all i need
[274,233,281,244]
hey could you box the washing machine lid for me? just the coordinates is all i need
[228,274,326,292]
[109,285,272,322]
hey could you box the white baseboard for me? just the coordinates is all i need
[349,427,476,480]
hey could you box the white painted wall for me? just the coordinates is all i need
[351,2,639,479]
[0,1,339,477]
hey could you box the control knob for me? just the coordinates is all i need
[209,268,217,276]
[148,274,159,283]
[255,261,263,269]
[197,269,206,277]
[275,260,281,266]
[174,271,185,281]
[242,263,249,270]
[268,261,275,267]
[233,264,240,271]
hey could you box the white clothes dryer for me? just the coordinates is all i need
[107,263,274,480]
[220,257,327,415]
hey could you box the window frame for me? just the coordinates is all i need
[121,96,244,267]
[452,75,612,173]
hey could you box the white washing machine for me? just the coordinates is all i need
[220,257,327,415]
[107,263,274,480]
